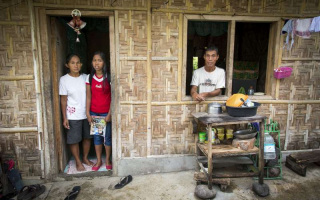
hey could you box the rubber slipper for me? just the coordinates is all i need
[92,164,101,171]
[114,175,133,189]
[64,186,81,200]
[17,184,46,200]
[106,165,112,170]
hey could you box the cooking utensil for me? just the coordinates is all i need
[240,98,247,107]
[233,129,257,139]
[207,103,222,114]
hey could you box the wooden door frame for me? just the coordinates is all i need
[35,8,117,177]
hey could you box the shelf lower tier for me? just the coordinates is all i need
[197,143,259,158]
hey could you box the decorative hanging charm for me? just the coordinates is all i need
[67,9,86,42]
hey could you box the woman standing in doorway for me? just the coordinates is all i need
[86,51,112,171]
[59,54,93,171]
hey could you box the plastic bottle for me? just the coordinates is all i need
[264,133,276,159]
[248,86,254,95]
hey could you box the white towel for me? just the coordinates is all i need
[309,16,320,32]
[294,18,312,38]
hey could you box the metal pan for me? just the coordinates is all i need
[234,129,257,139]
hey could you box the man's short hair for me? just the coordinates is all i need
[204,46,219,55]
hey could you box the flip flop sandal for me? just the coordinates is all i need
[17,184,46,200]
[114,175,133,189]
[64,186,81,200]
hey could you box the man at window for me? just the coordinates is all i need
[190,46,225,102]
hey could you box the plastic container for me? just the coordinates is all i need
[248,86,254,95]
[274,67,293,79]
[199,132,206,143]
[264,133,276,160]
[226,102,261,117]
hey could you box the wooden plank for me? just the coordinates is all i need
[0,21,29,26]
[50,17,63,172]
[198,156,254,165]
[0,75,34,81]
[212,172,258,178]
[193,113,265,125]
[115,10,122,163]
[259,120,265,184]
[0,127,38,133]
[147,0,152,156]
[181,14,188,99]
[198,144,259,158]
[45,10,114,16]
[177,13,183,101]
[226,20,235,96]
[194,172,231,185]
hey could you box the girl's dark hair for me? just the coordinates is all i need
[65,53,81,74]
[90,51,108,91]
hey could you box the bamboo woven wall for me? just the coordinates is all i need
[0,1,41,176]
[0,0,320,177]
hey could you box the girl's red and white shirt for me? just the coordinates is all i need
[86,74,111,114]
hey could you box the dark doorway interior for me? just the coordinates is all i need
[54,16,110,173]
[186,21,228,96]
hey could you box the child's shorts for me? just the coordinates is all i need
[66,119,91,144]
[90,111,112,146]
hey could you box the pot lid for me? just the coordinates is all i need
[226,94,248,107]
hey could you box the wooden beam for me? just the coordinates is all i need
[153,8,319,18]
[226,20,235,96]
[147,0,152,156]
[0,127,38,133]
[0,21,29,25]
[282,58,320,61]
[33,3,147,11]
[0,75,34,81]
[119,99,320,106]
[45,10,114,16]
[115,10,122,164]
[181,15,188,100]
[177,13,183,101]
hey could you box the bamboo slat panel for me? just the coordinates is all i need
[151,61,178,101]
[0,80,37,128]
[120,105,147,157]
[282,33,320,59]
[0,25,33,76]
[0,1,29,21]
[0,133,41,177]
[151,104,197,155]
[118,11,147,57]
[119,60,147,101]
[151,13,179,57]
[278,61,320,100]
[285,103,320,150]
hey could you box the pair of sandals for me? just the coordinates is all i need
[17,184,46,200]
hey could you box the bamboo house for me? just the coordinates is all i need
[0,0,319,180]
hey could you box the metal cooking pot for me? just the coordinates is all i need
[208,103,222,114]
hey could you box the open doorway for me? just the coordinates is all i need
[50,16,112,174]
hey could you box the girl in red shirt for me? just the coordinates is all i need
[86,51,112,171]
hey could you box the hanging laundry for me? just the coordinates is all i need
[281,19,294,49]
[293,18,312,38]
[309,16,320,32]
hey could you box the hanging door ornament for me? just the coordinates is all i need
[67,9,86,42]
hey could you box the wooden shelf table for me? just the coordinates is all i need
[192,112,266,190]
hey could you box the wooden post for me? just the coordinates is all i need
[259,118,265,184]
[207,124,213,189]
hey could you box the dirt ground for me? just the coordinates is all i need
[21,163,320,200]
